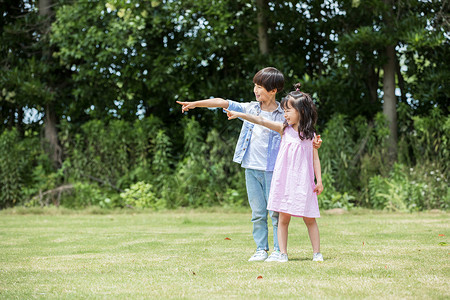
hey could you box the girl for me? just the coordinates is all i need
[225,83,324,262]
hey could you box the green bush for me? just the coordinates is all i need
[318,173,355,210]
[59,182,109,209]
[2,110,447,212]
[60,116,163,190]
[120,181,165,210]
[368,163,448,211]
[320,114,355,192]
[0,129,40,208]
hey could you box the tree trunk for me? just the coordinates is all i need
[39,0,51,16]
[44,104,62,169]
[366,65,378,104]
[395,56,406,103]
[16,106,24,137]
[256,0,269,55]
[40,0,62,169]
[382,44,398,161]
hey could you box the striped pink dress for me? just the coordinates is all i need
[267,125,320,218]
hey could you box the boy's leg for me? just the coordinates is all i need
[264,171,279,252]
[245,169,269,252]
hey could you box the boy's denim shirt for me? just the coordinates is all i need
[226,99,285,172]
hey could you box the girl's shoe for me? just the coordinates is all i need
[279,253,288,262]
[265,251,281,262]
[248,250,268,261]
[313,252,324,262]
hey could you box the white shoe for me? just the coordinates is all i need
[279,253,288,262]
[265,251,288,262]
[265,251,281,262]
[248,250,268,262]
[313,252,324,262]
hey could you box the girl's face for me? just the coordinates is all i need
[284,100,300,128]
[254,84,275,103]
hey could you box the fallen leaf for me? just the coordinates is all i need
[257,276,263,279]
[438,234,445,237]
[362,241,365,246]
[224,237,231,240]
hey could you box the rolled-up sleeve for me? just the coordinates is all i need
[225,100,252,113]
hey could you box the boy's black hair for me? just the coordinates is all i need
[281,83,317,140]
[253,67,284,93]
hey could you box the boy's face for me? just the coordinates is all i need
[254,84,276,102]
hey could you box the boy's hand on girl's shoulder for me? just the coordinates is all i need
[313,135,322,149]
[176,101,196,113]
[314,182,323,195]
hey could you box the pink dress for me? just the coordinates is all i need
[267,126,320,218]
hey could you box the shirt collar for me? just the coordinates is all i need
[256,101,284,114]
[275,101,284,114]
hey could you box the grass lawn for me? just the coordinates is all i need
[0,208,448,299]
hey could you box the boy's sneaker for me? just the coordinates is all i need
[265,251,281,262]
[248,250,268,262]
[313,252,324,262]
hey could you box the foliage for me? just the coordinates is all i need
[172,118,246,208]
[119,181,165,210]
[59,116,162,188]
[59,182,106,209]
[318,111,447,211]
[0,129,41,208]
[318,173,354,210]
[368,163,448,211]
[1,0,449,211]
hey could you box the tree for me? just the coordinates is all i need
[40,0,63,169]
[256,0,269,55]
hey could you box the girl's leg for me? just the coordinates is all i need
[278,212,291,254]
[303,217,320,253]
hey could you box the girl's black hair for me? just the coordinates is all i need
[280,83,317,140]
[253,67,284,93]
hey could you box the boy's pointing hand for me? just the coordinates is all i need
[176,101,196,113]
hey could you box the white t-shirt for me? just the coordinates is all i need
[241,110,274,170]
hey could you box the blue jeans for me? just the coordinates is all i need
[245,169,279,252]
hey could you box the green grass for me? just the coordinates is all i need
[0,208,448,299]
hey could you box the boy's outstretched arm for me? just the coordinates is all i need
[225,109,283,135]
[313,148,323,195]
[176,98,229,113]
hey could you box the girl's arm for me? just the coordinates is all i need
[225,109,284,135]
[313,148,324,195]
[176,98,229,113]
